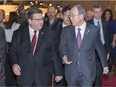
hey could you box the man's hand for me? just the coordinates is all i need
[107,53,110,60]
[55,76,63,83]
[12,64,21,76]
[103,67,109,75]
[111,41,116,48]
[63,55,72,64]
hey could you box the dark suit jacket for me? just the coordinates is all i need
[59,23,108,84]
[9,23,63,86]
[88,19,110,53]
[0,27,6,86]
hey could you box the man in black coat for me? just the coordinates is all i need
[9,6,63,86]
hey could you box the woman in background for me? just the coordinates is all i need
[102,9,116,76]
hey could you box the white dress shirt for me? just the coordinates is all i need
[62,23,68,28]
[75,21,86,39]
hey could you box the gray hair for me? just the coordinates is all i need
[72,4,85,16]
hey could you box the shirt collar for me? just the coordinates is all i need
[29,26,39,32]
[75,21,86,30]
[62,22,68,28]
[93,18,101,24]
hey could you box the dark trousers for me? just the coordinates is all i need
[93,59,102,87]
[54,65,67,87]
[54,78,67,87]
[108,55,113,72]
[67,72,93,87]
[5,53,17,86]
[5,43,17,86]
[108,53,116,72]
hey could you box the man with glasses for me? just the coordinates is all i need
[59,4,108,86]
[9,6,63,86]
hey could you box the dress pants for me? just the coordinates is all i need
[93,58,102,87]
[54,65,67,87]
[66,65,93,87]
[5,43,17,86]
[67,71,93,87]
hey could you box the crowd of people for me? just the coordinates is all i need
[0,3,116,87]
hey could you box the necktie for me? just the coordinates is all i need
[31,31,37,54]
[97,21,100,28]
[97,21,105,44]
[77,28,81,48]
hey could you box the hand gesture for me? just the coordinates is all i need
[63,55,72,64]
[12,64,21,76]
[103,67,109,75]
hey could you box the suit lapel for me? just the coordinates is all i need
[71,26,79,52]
[80,23,90,49]
[101,20,105,38]
[34,28,46,54]
[23,26,31,50]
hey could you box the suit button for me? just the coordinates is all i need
[76,61,80,66]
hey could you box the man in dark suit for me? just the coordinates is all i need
[0,27,6,86]
[55,5,72,86]
[59,4,109,86]
[44,6,64,87]
[88,5,110,87]
[9,6,63,86]
[57,5,72,46]
[44,6,62,36]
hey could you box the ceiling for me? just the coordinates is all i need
[0,0,69,8]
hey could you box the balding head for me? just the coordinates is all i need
[47,6,56,20]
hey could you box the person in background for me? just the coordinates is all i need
[85,10,93,21]
[0,9,5,28]
[17,4,26,24]
[55,5,72,86]
[62,5,71,27]
[102,9,116,76]
[56,7,63,19]
[0,27,6,86]
[44,13,49,22]
[9,6,63,86]
[4,11,20,86]
[88,5,110,87]
[44,6,62,30]
[59,4,108,86]
[44,6,64,87]
[57,5,72,44]
[4,12,20,43]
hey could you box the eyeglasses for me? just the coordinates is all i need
[69,14,80,17]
